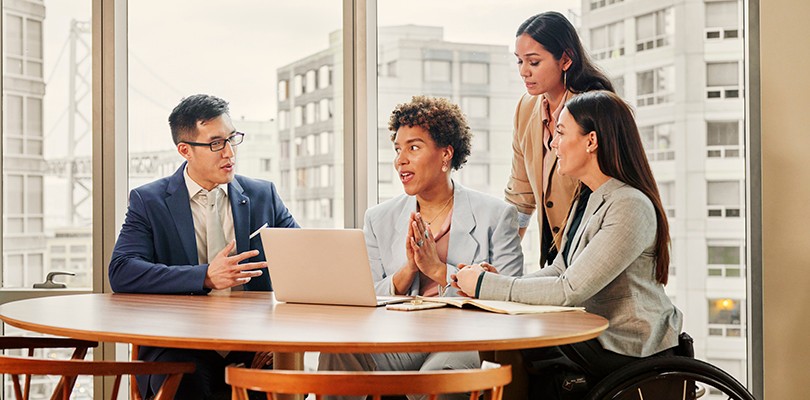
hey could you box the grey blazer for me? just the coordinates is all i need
[365,182,523,296]
[479,178,683,357]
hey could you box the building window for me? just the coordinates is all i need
[294,74,304,96]
[294,137,305,157]
[280,171,290,190]
[590,21,625,60]
[3,174,43,235]
[472,130,489,153]
[707,242,745,277]
[640,122,675,161]
[319,132,332,155]
[589,0,624,11]
[280,140,290,159]
[461,62,488,84]
[456,164,489,187]
[386,60,397,77]
[705,0,740,39]
[319,165,332,188]
[278,80,289,101]
[317,65,331,89]
[707,180,742,217]
[706,61,741,99]
[4,14,43,78]
[423,60,451,82]
[708,298,744,337]
[613,75,625,98]
[305,102,315,125]
[5,94,43,156]
[305,135,315,156]
[296,168,307,188]
[658,181,675,218]
[461,96,488,118]
[294,106,303,127]
[318,98,332,121]
[378,162,393,183]
[636,8,673,52]
[305,69,316,93]
[707,121,742,158]
[637,66,674,107]
[278,110,289,130]
[261,158,272,172]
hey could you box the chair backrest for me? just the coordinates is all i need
[226,365,512,400]
[0,342,194,400]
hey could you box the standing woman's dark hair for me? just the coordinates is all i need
[517,11,614,93]
[565,90,671,284]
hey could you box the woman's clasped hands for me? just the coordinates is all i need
[451,262,499,297]
[405,211,446,284]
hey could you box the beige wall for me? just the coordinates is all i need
[761,0,810,397]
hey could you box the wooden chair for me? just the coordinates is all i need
[226,365,512,400]
[0,337,195,400]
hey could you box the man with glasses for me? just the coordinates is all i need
[109,94,299,399]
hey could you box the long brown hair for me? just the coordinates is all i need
[517,12,614,93]
[565,91,671,284]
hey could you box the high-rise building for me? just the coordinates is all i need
[2,0,47,288]
[276,31,342,229]
[580,0,747,387]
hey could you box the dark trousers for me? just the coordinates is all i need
[523,339,677,399]
[138,349,258,400]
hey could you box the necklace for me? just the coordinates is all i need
[420,194,454,226]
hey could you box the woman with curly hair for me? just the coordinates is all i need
[318,96,523,400]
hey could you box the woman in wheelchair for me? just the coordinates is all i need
[455,90,684,397]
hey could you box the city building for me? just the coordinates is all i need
[2,0,47,288]
[580,0,747,387]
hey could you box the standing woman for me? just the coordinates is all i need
[456,91,683,396]
[507,11,614,266]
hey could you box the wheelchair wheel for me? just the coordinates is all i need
[584,356,755,400]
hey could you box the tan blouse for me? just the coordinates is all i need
[504,92,579,265]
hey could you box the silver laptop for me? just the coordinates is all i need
[260,228,410,307]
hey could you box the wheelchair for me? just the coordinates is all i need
[583,355,755,400]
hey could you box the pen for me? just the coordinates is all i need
[250,223,269,239]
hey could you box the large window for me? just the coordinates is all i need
[707,61,741,99]
[2,0,94,396]
[128,3,343,228]
[637,66,675,106]
[636,8,674,52]
[640,122,675,161]
[705,0,740,40]
[707,120,743,158]
[707,180,743,217]
[590,21,625,60]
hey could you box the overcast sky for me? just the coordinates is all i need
[41,1,579,155]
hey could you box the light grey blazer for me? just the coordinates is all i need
[479,178,683,357]
[366,182,523,296]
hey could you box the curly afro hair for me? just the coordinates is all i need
[388,96,472,170]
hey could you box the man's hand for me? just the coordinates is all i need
[204,240,265,290]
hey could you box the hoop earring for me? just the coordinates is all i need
[441,162,449,172]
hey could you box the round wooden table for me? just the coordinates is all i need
[0,292,608,400]
[0,292,607,354]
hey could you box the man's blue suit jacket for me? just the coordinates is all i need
[109,163,299,294]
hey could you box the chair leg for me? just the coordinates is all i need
[12,374,25,400]
[153,372,184,400]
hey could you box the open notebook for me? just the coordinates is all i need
[260,228,410,307]
[387,297,584,315]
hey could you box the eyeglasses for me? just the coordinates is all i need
[182,132,245,152]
